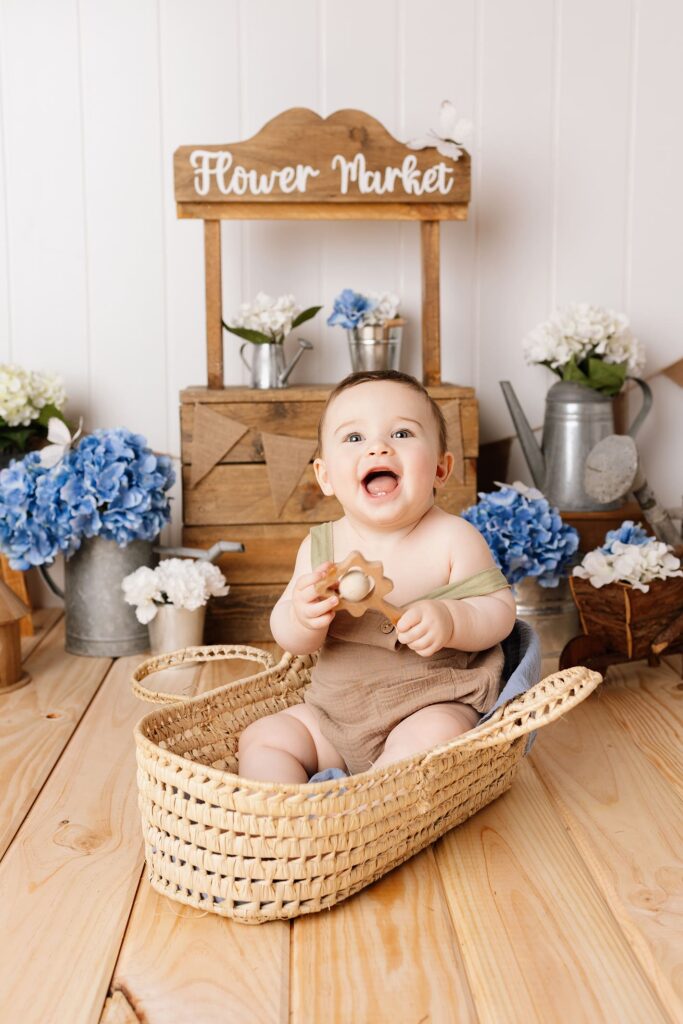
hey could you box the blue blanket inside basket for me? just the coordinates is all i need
[307,620,542,781]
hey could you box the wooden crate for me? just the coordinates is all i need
[181,384,478,641]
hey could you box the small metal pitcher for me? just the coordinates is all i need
[347,323,403,373]
[40,538,244,657]
[239,338,313,388]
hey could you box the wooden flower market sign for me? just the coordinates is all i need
[174,107,471,390]
[174,108,470,206]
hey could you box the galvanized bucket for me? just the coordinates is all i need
[347,323,403,372]
[513,577,579,659]
[40,536,157,657]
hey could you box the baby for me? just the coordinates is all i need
[238,370,516,783]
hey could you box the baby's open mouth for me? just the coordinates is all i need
[362,470,400,496]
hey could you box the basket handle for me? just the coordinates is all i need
[421,664,602,766]
[131,643,276,704]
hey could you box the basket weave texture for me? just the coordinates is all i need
[133,644,601,924]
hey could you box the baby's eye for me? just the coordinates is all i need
[344,432,363,443]
[392,428,413,439]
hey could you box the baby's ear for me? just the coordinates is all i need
[313,457,335,496]
[434,450,454,489]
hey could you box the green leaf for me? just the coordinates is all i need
[291,305,322,329]
[586,357,626,396]
[561,356,589,385]
[0,426,33,452]
[221,322,274,345]
[35,403,67,428]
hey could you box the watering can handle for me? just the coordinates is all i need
[239,343,252,374]
[38,564,64,600]
[627,377,653,439]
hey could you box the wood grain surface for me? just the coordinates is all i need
[3,627,681,1023]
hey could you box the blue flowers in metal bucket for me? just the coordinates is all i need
[0,428,175,569]
[461,481,579,587]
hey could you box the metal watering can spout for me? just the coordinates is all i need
[499,381,546,490]
[279,338,313,386]
[153,540,244,562]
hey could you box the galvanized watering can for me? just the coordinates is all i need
[500,378,653,511]
[39,538,243,657]
[239,338,313,388]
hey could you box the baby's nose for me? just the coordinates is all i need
[367,438,394,456]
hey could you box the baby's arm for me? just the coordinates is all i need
[269,535,339,655]
[396,519,515,658]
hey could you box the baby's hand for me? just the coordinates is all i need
[396,600,454,658]
[291,562,339,632]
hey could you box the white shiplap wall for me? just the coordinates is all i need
[1,0,681,569]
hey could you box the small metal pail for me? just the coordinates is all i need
[40,536,157,656]
[347,323,403,372]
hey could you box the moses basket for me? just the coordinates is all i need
[133,641,600,925]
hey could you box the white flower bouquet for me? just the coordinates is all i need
[0,363,67,455]
[223,292,321,345]
[122,558,229,624]
[522,303,645,396]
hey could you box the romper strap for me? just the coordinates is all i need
[310,521,334,568]
[421,566,510,601]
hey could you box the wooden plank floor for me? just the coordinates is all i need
[1,613,681,1024]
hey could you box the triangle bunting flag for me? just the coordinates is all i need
[261,432,318,516]
[189,405,249,488]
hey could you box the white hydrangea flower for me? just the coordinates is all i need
[0,364,66,427]
[573,539,682,592]
[230,292,302,342]
[122,558,229,623]
[522,303,645,375]
[362,291,401,326]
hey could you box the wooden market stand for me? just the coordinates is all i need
[174,108,479,640]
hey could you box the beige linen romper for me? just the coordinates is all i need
[304,521,511,774]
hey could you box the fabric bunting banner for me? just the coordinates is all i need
[188,404,318,516]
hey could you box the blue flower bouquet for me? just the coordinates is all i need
[461,481,579,587]
[0,427,175,570]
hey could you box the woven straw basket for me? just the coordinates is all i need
[133,644,600,925]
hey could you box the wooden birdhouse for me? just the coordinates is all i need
[0,579,31,694]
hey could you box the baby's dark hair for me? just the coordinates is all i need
[316,370,448,455]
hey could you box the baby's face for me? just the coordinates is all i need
[314,381,453,529]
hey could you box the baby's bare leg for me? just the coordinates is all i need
[372,701,481,770]
[238,703,347,783]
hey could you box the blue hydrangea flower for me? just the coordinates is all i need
[461,483,580,587]
[0,429,175,569]
[327,289,377,329]
[601,520,651,553]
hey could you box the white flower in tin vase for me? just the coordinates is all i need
[122,558,229,656]
[222,292,321,389]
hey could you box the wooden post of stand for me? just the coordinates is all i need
[204,220,223,389]
[421,220,441,386]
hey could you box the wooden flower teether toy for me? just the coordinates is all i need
[314,551,404,625]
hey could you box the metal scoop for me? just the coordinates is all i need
[583,434,680,545]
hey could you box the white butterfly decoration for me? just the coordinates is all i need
[406,101,473,161]
[39,416,84,469]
